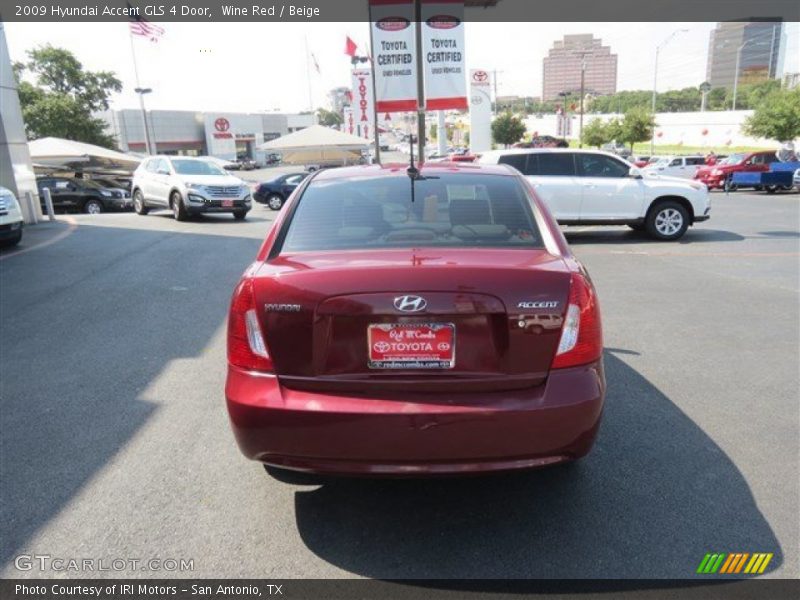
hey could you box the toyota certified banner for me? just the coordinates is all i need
[351,68,375,138]
[421,0,467,110]
[369,0,418,112]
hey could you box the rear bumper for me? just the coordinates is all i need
[225,361,606,476]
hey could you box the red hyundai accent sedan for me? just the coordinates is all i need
[225,162,605,476]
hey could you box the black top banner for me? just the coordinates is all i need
[1,0,798,22]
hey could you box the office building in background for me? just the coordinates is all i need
[542,34,618,101]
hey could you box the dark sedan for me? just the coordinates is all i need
[253,172,309,210]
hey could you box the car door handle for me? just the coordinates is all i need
[583,183,596,188]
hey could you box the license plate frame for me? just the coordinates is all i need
[368,323,455,369]
[221,199,235,207]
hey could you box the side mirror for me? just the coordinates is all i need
[628,167,643,179]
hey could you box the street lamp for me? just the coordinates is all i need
[134,87,154,155]
[651,29,688,155]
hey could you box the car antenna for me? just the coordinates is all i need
[407,134,419,202]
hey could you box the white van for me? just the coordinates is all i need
[0,186,24,247]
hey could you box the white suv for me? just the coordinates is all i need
[132,156,251,221]
[478,149,710,241]
[0,186,24,247]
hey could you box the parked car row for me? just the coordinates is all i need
[36,176,132,214]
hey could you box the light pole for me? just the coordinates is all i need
[651,29,688,155]
[134,87,154,155]
[577,53,588,148]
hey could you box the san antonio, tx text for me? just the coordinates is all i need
[15,583,282,596]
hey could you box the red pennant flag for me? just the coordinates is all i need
[344,36,358,57]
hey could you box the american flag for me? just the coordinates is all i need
[128,4,164,42]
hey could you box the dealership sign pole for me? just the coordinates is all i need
[469,69,492,153]
[351,68,376,141]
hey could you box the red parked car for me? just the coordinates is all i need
[694,150,778,190]
[225,163,605,477]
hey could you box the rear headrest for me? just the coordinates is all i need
[449,197,491,227]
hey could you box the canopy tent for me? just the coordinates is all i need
[28,137,142,172]
[258,125,369,165]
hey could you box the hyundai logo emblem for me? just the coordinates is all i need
[393,295,427,312]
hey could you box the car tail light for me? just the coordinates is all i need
[227,278,273,372]
[551,273,603,370]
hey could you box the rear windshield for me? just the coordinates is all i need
[279,173,543,252]
[172,160,226,176]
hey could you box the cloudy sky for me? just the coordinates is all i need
[4,21,798,113]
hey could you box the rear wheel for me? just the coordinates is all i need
[133,190,149,215]
[266,194,284,211]
[645,201,689,241]
[83,199,103,214]
[171,191,187,221]
[233,210,248,221]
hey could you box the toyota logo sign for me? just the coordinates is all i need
[214,118,230,132]
[393,295,427,313]
[472,70,488,82]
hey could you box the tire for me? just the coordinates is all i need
[0,229,22,248]
[233,210,248,221]
[725,176,738,192]
[83,199,103,215]
[264,464,328,485]
[765,185,777,194]
[645,201,690,241]
[171,191,188,221]
[266,194,284,211]
[133,190,149,215]
[754,185,763,191]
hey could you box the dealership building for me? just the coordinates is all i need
[100,109,315,161]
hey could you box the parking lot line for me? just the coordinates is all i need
[0,216,77,262]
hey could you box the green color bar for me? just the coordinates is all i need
[710,553,727,573]
[697,554,712,574]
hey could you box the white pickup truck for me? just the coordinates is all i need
[478,149,711,241]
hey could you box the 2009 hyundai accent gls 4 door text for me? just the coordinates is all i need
[225,163,605,476]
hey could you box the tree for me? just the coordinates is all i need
[581,118,610,148]
[15,45,121,147]
[491,112,527,147]
[742,88,800,142]
[619,108,655,151]
[316,107,342,128]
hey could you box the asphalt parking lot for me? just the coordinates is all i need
[0,189,797,580]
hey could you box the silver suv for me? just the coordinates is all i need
[132,156,252,221]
